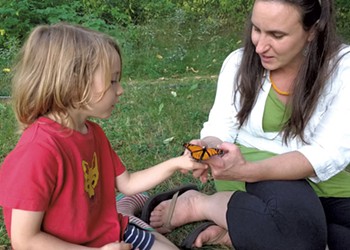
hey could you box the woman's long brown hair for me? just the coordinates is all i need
[234,0,346,144]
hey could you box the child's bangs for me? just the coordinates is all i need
[100,42,118,86]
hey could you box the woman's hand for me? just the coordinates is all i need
[206,142,246,181]
[206,143,316,182]
[101,241,133,250]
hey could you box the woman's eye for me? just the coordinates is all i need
[272,33,284,39]
[111,80,118,85]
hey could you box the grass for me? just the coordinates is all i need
[0,76,231,249]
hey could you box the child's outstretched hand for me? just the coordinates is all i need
[175,150,209,174]
[181,140,225,183]
[101,241,133,250]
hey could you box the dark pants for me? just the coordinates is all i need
[226,180,328,250]
[320,197,350,250]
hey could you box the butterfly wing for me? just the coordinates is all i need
[183,143,205,161]
[183,143,223,161]
[200,149,212,160]
[203,147,224,160]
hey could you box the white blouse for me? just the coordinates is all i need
[200,46,350,183]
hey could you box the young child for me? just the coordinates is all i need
[0,23,206,250]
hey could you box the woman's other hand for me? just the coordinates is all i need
[101,241,133,250]
[206,142,246,181]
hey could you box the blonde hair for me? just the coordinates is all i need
[12,23,122,132]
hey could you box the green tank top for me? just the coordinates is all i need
[215,88,350,197]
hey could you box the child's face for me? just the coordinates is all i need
[88,50,123,119]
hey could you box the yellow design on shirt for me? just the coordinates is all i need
[82,152,99,198]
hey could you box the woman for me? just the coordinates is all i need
[145,0,350,249]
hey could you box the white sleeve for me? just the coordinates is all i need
[200,49,243,142]
[298,49,350,182]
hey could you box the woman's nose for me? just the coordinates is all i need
[255,36,270,54]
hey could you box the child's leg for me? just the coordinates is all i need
[117,192,153,230]
[151,231,179,250]
[124,224,178,250]
[124,224,155,250]
[116,192,149,216]
[118,193,179,249]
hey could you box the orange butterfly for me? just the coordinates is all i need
[183,143,224,161]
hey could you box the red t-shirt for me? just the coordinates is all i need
[0,117,128,247]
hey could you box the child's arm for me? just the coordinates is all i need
[11,209,132,250]
[116,153,207,195]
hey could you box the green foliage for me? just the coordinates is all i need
[112,0,177,25]
[0,101,19,163]
[0,102,17,246]
[336,0,350,41]
[1,0,349,96]
[0,0,251,95]
[0,0,112,39]
[0,208,10,247]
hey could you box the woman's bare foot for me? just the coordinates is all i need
[194,225,232,248]
[149,190,207,233]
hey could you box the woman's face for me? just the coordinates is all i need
[251,0,314,72]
